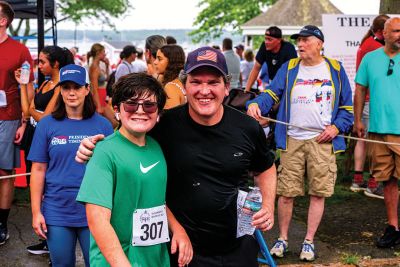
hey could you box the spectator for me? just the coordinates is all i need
[115,45,137,82]
[244,26,297,92]
[354,17,400,248]
[235,44,245,61]
[241,48,257,91]
[145,35,166,77]
[166,35,177,44]
[247,25,353,261]
[131,47,148,73]
[222,38,241,90]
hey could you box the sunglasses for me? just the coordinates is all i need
[122,101,158,113]
[387,59,395,76]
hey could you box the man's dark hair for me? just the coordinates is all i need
[265,26,282,39]
[112,73,166,112]
[166,36,177,44]
[41,46,74,69]
[52,84,96,120]
[222,38,233,50]
[120,45,137,60]
[0,1,14,27]
[145,35,166,59]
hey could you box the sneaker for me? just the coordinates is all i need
[350,181,368,192]
[27,240,49,255]
[376,225,400,248]
[300,240,315,261]
[364,185,384,199]
[0,224,9,246]
[270,238,288,258]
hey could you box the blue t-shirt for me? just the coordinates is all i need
[28,113,114,227]
[355,48,400,134]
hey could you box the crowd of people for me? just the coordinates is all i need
[1,0,400,266]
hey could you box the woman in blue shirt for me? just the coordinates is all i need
[28,64,114,266]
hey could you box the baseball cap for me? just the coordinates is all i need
[234,44,244,50]
[59,64,88,86]
[265,26,282,39]
[184,46,228,76]
[290,25,324,42]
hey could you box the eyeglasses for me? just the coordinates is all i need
[387,59,395,76]
[122,101,158,113]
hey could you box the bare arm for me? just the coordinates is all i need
[167,206,193,267]
[90,65,102,113]
[252,164,277,231]
[30,162,48,239]
[245,61,262,92]
[353,84,367,137]
[15,69,34,117]
[30,86,61,122]
[86,204,131,267]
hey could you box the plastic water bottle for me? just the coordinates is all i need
[238,187,262,236]
[20,61,30,84]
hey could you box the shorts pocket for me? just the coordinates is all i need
[329,163,338,187]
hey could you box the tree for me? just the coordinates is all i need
[380,0,400,14]
[9,0,131,38]
[190,0,277,44]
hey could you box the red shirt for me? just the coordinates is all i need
[356,36,383,102]
[0,36,34,120]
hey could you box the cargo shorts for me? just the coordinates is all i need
[277,136,337,197]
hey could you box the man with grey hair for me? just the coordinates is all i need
[247,25,353,261]
[354,17,400,248]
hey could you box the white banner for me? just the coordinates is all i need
[322,14,377,94]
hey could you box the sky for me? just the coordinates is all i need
[57,0,381,30]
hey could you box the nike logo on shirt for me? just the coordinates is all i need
[140,161,160,174]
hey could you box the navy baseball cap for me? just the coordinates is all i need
[184,46,228,76]
[59,64,88,86]
[234,44,244,50]
[291,25,324,42]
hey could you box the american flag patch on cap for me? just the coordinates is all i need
[197,50,217,62]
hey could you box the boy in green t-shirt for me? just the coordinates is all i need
[77,73,192,267]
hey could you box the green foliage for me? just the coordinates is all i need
[57,0,131,27]
[190,0,277,44]
[340,252,360,265]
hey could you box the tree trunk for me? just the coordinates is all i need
[380,0,400,14]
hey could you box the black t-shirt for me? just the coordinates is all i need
[151,104,275,254]
[255,41,297,80]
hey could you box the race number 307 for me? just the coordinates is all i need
[140,221,163,241]
[132,205,170,246]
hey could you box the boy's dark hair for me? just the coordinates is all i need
[0,1,14,27]
[112,73,166,112]
[41,46,74,69]
[52,84,96,120]
[166,36,177,44]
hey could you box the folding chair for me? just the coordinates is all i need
[255,229,277,267]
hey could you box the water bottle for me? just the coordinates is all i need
[20,61,30,84]
[238,187,262,236]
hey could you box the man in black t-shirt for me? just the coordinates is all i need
[76,47,277,267]
[245,26,297,92]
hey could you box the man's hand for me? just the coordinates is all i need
[252,206,274,232]
[316,125,339,143]
[14,124,26,144]
[171,226,193,267]
[247,103,262,120]
[75,134,105,163]
[353,120,365,138]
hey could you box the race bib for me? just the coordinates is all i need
[0,90,7,107]
[132,204,170,246]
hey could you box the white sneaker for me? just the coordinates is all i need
[270,238,288,258]
[299,240,315,261]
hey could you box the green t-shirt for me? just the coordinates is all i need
[355,48,400,134]
[77,131,170,267]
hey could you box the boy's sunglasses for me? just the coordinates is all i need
[387,59,395,76]
[122,101,158,113]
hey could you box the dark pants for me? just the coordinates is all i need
[170,235,259,267]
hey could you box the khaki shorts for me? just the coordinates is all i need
[277,137,337,197]
[368,133,400,181]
